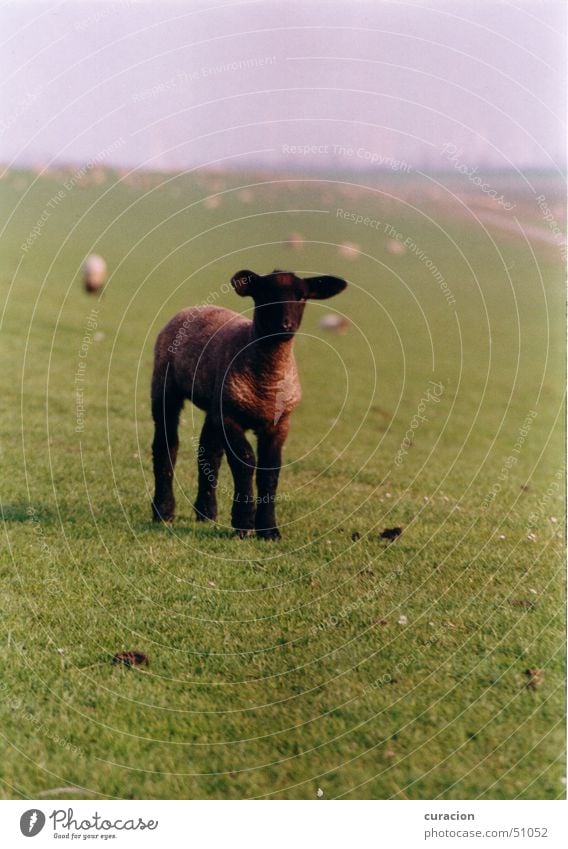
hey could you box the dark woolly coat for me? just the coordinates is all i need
[150,269,347,538]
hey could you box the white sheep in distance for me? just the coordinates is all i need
[83,254,107,293]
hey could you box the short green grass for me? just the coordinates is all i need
[0,167,564,799]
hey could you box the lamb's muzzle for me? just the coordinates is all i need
[150,268,347,539]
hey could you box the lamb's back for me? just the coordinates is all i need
[156,306,252,407]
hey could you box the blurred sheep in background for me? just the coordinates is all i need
[83,254,107,293]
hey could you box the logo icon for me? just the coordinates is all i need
[20,810,46,837]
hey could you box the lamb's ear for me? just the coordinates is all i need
[305,275,347,300]
[230,269,259,297]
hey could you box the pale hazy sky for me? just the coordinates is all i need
[1,0,565,172]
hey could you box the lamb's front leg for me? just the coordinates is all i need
[255,420,288,540]
[194,415,224,522]
[222,416,256,538]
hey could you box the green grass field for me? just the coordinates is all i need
[0,167,565,799]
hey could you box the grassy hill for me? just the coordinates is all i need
[0,166,564,799]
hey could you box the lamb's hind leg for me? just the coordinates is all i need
[222,416,256,538]
[151,368,184,522]
[194,415,223,522]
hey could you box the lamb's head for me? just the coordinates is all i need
[230,269,347,340]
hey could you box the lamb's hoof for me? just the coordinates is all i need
[256,528,282,541]
[152,503,174,523]
[233,528,255,539]
[194,503,217,522]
